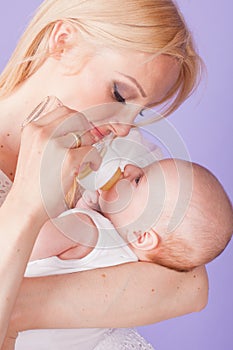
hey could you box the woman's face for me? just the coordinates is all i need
[47,47,180,137]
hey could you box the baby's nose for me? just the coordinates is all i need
[123,164,139,178]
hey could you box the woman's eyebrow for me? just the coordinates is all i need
[116,72,147,98]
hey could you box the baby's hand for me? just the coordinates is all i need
[76,190,100,211]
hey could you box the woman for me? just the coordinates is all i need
[0,0,208,347]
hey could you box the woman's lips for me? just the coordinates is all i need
[90,124,108,142]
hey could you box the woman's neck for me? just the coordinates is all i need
[0,58,60,179]
[0,93,21,179]
[0,82,47,179]
[0,77,49,145]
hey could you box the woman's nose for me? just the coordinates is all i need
[107,122,132,137]
[108,103,142,137]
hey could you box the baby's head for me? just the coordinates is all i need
[99,158,233,271]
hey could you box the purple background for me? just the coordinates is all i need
[1,1,232,349]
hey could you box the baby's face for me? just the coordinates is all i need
[99,162,166,241]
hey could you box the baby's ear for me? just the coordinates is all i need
[130,229,159,251]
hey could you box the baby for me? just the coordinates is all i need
[28,158,233,273]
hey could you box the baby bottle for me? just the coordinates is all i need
[76,140,122,191]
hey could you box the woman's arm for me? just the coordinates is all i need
[11,262,208,331]
[0,105,101,346]
[0,198,44,344]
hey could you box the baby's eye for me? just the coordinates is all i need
[135,176,141,185]
[113,83,126,104]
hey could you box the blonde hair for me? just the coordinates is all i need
[146,161,233,272]
[0,0,202,117]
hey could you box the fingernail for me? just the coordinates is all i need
[21,96,63,128]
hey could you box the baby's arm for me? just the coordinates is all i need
[30,211,98,261]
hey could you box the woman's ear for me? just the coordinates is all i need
[130,229,159,251]
[48,20,78,58]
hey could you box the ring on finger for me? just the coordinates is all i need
[70,132,82,148]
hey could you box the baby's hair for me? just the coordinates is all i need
[146,160,233,272]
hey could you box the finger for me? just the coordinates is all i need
[34,105,75,126]
[34,107,80,130]
[63,146,102,179]
[83,190,98,204]
[49,113,100,146]
[27,99,104,146]
[55,129,100,148]
[74,146,102,171]
[22,96,65,127]
[26,97,89,133]
[55,132,82,149]
[25,110,95,147]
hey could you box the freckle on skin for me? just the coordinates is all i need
[0,145,3,148]
[177,286,180,290]
[193,275,196,278]
[101,273,106,278]
[151,289,155,292]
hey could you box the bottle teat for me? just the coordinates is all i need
[100,167,122,191]
[76,141,122,191]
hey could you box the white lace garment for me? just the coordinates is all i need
[93,328,155,350]
[0,169,12,206]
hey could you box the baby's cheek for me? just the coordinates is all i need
[99,186,117,203]
[99,180,133,216]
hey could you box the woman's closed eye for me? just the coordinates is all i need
[139,108,145,116]
[113,82,126,104]
[112,83,148,121]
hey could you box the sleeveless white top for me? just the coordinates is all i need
[16,206,156,349]
[25,207,138,277]
[16,210,154,350]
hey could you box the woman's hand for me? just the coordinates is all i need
[11,103,102,219]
